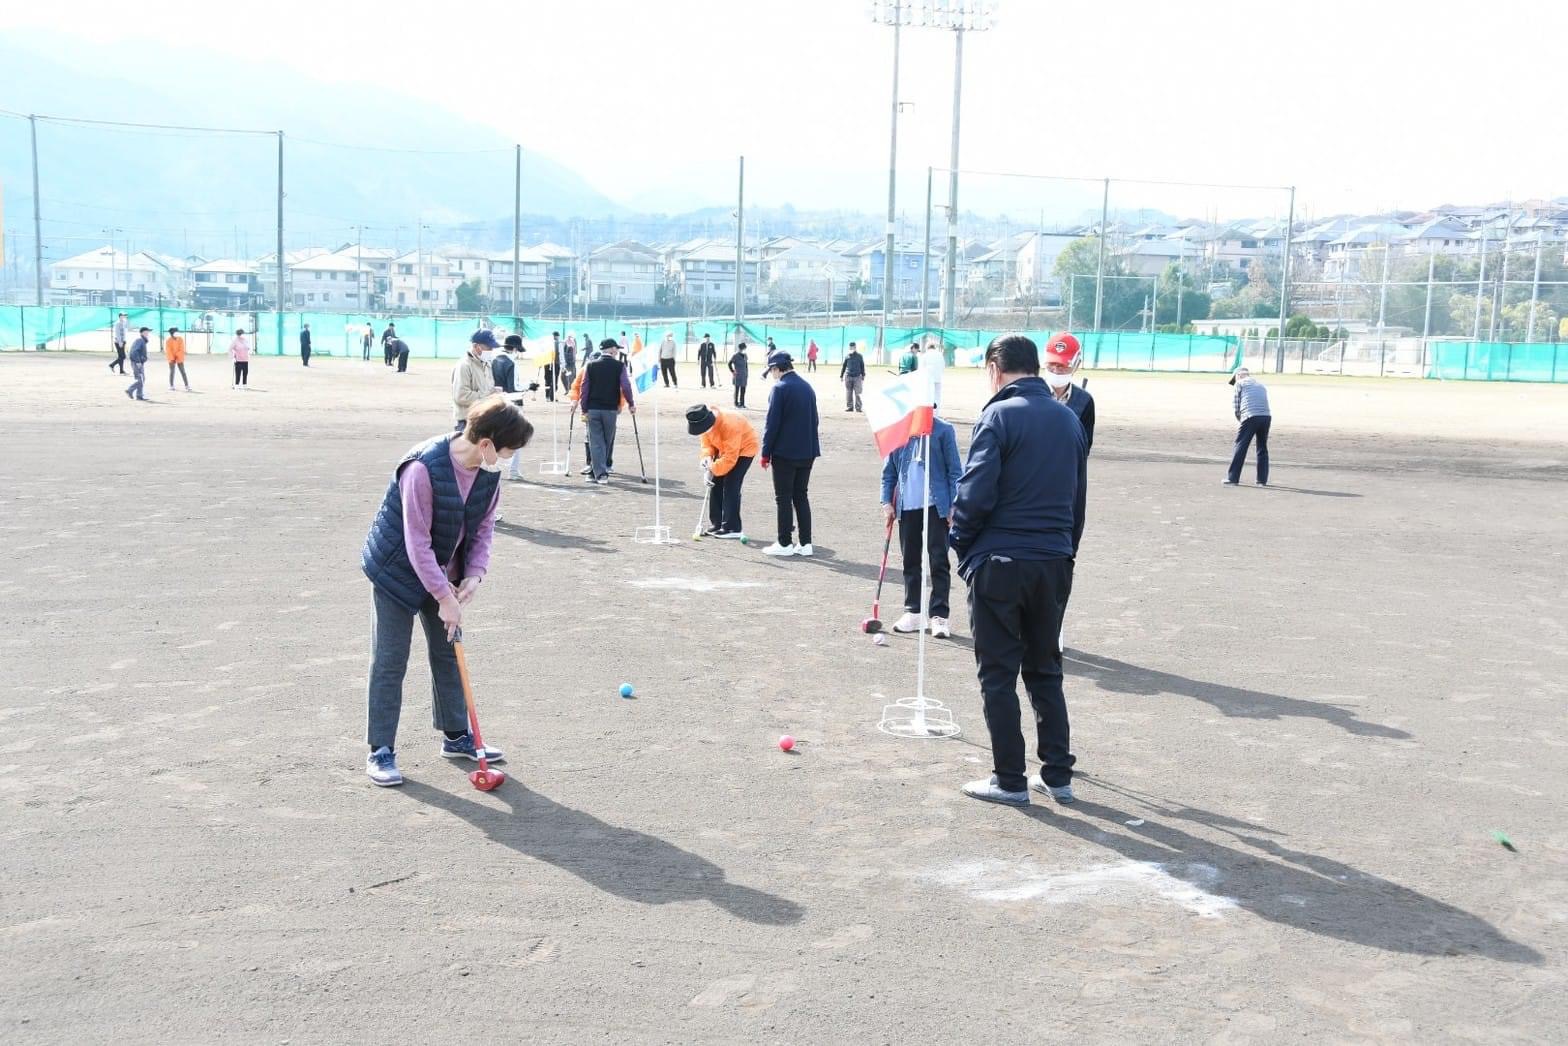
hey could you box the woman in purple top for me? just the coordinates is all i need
[359,395,534,787]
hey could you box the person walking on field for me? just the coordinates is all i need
[543,332,559,403]
[698,333,718,388]
[110,312,129,374]
[560,334,577,395]
[300,323,313,367]
[759,351,820,558]
[1223,366,1271,486]
[230,328,252,389]
[453,330,499,433]
[687,403,758,539]
[382,322,398,366]
[881,409,962,638]
[922,337,947,407]
[659,331,680,388]
[840,341,866,412]
[574,339,636,484]
[950,334,1087,807]
[363,322,374,362]
[360,394,534,787]
[124,326,151,401]
[164,326,191,391]
[728,342,750,408]
[806,339,819,373]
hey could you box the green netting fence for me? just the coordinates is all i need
[1425,341,1568,382]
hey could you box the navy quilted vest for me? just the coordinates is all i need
[360,436,500,611]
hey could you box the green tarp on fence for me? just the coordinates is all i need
[1425,341,1568,382]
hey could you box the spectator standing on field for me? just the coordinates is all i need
[806,340,819,372]
[575,339,636,484]
[880,410,962,639]
[687,403,758,538]
[659,331,680,388]
[922,338,947,407]
[758,351,820,558]
[382,322,398,366]
[1224,367,1271,486]
[230,328,252,388]
[124,326,151,401]
[300,323,313,367]
[110,312,129,374]
[698,333,718,388]
[840,341,866,412]
[728,342,750,408]
[950,333,1087,807]
[164,326,190,391]
[1043,333,1094,452]
[560,334,577,394]
[453,330,499,433]
[543,332,559,402]
[363,322,374,361]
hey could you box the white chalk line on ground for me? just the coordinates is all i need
[626,577,767,593]
[919,857,1238,918]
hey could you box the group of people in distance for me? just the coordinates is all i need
[355,322,1107,811]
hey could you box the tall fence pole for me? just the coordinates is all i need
[880,15,901,358]
[734,155,745,327]
[1527,240,1542,342]
[29,115,44,306]
[1093,178,1109,331]
[1275,185,1294,373]
[920,165,932,330]
[1376,240,1390,332]
[1422,246,1435,339]
[940,27,964,327]
[275,131,285,357]
[512,145,521,322]
[1472,230,1487,340]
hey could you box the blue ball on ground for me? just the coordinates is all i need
[619,682,635,699]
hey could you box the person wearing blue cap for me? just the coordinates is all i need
[453,330,499,433]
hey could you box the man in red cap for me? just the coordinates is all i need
[1043,332,1095,452]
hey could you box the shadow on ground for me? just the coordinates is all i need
[399,780,804,926]
[1016,776,1540,963]
[1066,650,1410,739]
[494,520,617,554]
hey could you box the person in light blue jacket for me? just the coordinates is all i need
[879,414,963,637]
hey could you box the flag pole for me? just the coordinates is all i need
[913,429,932,732]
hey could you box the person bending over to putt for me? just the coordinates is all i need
[687,402,758,539]
[950,333,1087,807]
[1224,366,1271,486]
[361,394,534,787]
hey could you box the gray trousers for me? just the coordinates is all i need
[126,359,146,399]
[844,376,863,410]
[366,585,467,751]
[587,409,618,479]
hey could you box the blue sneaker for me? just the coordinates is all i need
[440,733,505,764]
[366,746,403,787]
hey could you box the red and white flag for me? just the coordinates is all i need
[865,368,934,458]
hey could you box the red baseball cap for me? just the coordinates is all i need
[1044,332,1081,367]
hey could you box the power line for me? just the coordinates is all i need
[0,108,275,136]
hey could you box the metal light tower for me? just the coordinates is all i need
[869,0,908,357]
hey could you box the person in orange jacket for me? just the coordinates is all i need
[686,403,759,538]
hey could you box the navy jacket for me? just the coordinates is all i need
[361,436,500,612]
[880,417,962,518]
[490,353,517,393]
[840,352,866,379]
[1063,383,1095,453]
[949,377,1087,580]
[761,371,821,461]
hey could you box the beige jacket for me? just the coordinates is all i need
[452,351,496,424]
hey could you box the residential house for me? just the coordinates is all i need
[762,241,855,302]
[1015,232,1080,301]
[670,241,762,310]
[388,252,463,311]
[442,247,495,296]
[584,240,664,307]
[853,241,941,308]
[288,252,369,309]
[531,242,578,307]
[49,246,178,306]
[487,248,549,311]
[256,247,330,306]
[190,259,264,309]
[329,245,396,309]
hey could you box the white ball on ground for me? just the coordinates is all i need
[872,633,889,646]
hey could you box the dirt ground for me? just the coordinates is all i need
[2,350,1565,1044]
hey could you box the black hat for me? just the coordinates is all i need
[503,334,523,350]
[686,404,716,436]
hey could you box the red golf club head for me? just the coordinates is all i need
[860,618,883,634]
[469,767,506,791]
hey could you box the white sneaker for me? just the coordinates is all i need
[893,612,924,633]
[795,543,813,557]
[962,775,1029,806]
[930,617,951,638]
[1029,775,1075,803]
[366,746,403,787]
[762,542,795,557]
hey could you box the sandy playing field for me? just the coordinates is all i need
[2,350,1565,1043]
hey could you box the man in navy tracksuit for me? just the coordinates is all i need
[758,351,821,557]
[950,334,1087,807]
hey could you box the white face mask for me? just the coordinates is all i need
[1045,370,1072,390]
[477,443,505,473]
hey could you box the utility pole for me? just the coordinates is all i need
[1276,185,1294,371]
[1422,245,1435,340]
[1093,177,1109,331]
[1376,239,1390,332]
[940,25,964,326]
[1472,229,1488,341]
[29,114,44,306]
[355,226,365,313]
[920,166,932,330]
[734,155,745,326]
[275,131,285,357]
[1491,221,1513,341]
[512,144,522,320]
[417,222,426,317]
[877,4,902,357]
[1528,239,1543,342]
[1174,236,1185,330]
[107,231,118,310]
